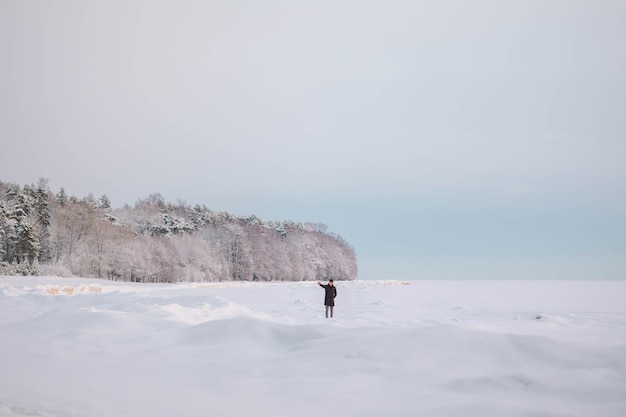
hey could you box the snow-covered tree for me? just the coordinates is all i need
[0,202,7,264]
[33,179,51,263]
[99,194,111,210]
[56,188,67,206]
[0,179,358,281]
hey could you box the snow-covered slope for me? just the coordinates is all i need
[1,277,625,417]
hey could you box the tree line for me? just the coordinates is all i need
[0,179,357,282]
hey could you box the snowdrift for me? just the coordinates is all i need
[1,277,625,417]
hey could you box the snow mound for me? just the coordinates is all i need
[0,402,56,417]
[1,277,626,417]
[180,316,326,350]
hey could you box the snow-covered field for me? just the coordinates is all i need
[1,277,625,417]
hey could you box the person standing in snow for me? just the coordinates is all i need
[318,279,337,318]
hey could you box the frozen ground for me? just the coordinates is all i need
[1,276,625,417]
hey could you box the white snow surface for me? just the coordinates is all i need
[1,276,625,417]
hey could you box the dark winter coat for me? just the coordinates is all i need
[319,283,337,307]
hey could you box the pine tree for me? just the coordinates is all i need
[34,181,51,263]
[3,183,20,203]
[99,194,111,210]
[16,222,40,265]
[0,203,7,263]
[56,188,67,207]
[2,185,40,267]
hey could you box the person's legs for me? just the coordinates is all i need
[325,305,329,318]
[330,306,334,318]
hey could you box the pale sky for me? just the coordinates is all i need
[1,1,625,279]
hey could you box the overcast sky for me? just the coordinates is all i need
[1,1,625,279]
